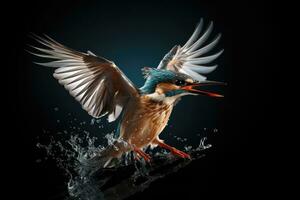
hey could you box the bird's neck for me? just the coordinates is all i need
[143,92,183,105]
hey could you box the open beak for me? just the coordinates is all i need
[181,81,226,97]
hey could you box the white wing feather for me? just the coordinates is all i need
[29,34,138,121]
[157,19,223,81]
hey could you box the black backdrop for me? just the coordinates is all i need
[6,0,277,199]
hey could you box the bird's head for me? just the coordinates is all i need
[140,68,225,103]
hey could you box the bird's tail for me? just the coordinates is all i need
[78,140,128,176]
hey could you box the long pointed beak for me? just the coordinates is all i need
[181,81,226,98]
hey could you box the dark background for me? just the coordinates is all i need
[6,0,277,199]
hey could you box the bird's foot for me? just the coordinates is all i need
[133,147,151,162]
[170,148,191,159]
[155,140,191,159]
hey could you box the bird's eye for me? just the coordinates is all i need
[175,79,186,86]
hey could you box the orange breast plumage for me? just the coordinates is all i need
[119,96,173,149]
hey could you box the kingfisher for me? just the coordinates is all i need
[29,19,225,167]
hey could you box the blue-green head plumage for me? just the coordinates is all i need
[139,67,193,96]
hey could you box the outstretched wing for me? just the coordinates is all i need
[157,19,223,82]
[29,34,139,122]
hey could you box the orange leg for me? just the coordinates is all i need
[133,147,151,162]
[156,140,191,159]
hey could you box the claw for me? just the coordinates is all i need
[133,147,151,162]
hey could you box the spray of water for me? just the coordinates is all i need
[36,112,214,200]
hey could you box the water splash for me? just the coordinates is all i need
[36,112,214,200]
[197,137,212,150]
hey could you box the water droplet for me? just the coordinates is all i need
[90,119,95,125]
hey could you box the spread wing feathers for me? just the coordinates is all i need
[157,19,223,82]
[29,34,139,122]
